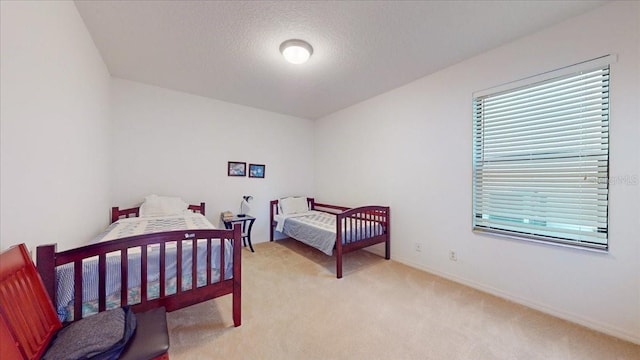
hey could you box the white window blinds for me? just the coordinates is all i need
[472,56,611,250]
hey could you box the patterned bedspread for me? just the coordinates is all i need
[93,213,214,243]
[55,213,233,321]
[279,211,384,256]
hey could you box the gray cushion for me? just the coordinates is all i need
[43,307,136,360]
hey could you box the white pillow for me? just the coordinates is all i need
[279,196,309,215]
[139,194,188,217]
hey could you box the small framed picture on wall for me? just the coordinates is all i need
[249,164,265,178]
[228,161,246,177]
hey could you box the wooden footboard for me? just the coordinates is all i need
[270,198,390,278]
[36,225,242,327]
[335,205,390,278]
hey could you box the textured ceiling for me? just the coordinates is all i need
[74,1,605,119]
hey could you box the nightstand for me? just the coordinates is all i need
[223,215,256,252]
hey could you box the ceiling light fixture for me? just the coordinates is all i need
[279,39,313,65]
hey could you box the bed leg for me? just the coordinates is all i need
[233,285,241,327]
[385,238,391,260]
[336,252,343,279]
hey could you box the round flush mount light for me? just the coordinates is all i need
[279,39,313,64]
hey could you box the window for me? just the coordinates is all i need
[472,55,613,250]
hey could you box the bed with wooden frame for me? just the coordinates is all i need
[35,202,242,327]
[270,197,390,278]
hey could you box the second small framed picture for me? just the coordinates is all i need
[249,164,265,178]
[228,161,246,177]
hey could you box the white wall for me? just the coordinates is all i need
[110,79,315,243]
[315,1,640,344]
[0,1,111,252]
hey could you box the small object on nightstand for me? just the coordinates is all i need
[223,215,256,252]
[239,196,253,217]
[221,211,234,222]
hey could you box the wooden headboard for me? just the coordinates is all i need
[111,202,206,223]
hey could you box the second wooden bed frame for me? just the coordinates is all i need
[36,202,242,327]
[270,198,390,278]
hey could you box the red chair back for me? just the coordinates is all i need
[0,244,62,359]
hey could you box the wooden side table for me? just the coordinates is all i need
[223,215,256,252]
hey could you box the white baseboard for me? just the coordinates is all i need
[391,254,640,345]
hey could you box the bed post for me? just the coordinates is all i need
[232,223,242,327]
[336,214,343,279]
[385,207,391,260]
[111,207,120,223]
[270,200,278,242]
[200,202,206,216]
[36,244,57,305]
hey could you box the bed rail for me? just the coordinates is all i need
[312,201,349,213]
[36,225,241,326]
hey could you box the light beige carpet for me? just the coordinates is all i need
[167,239,639,359]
